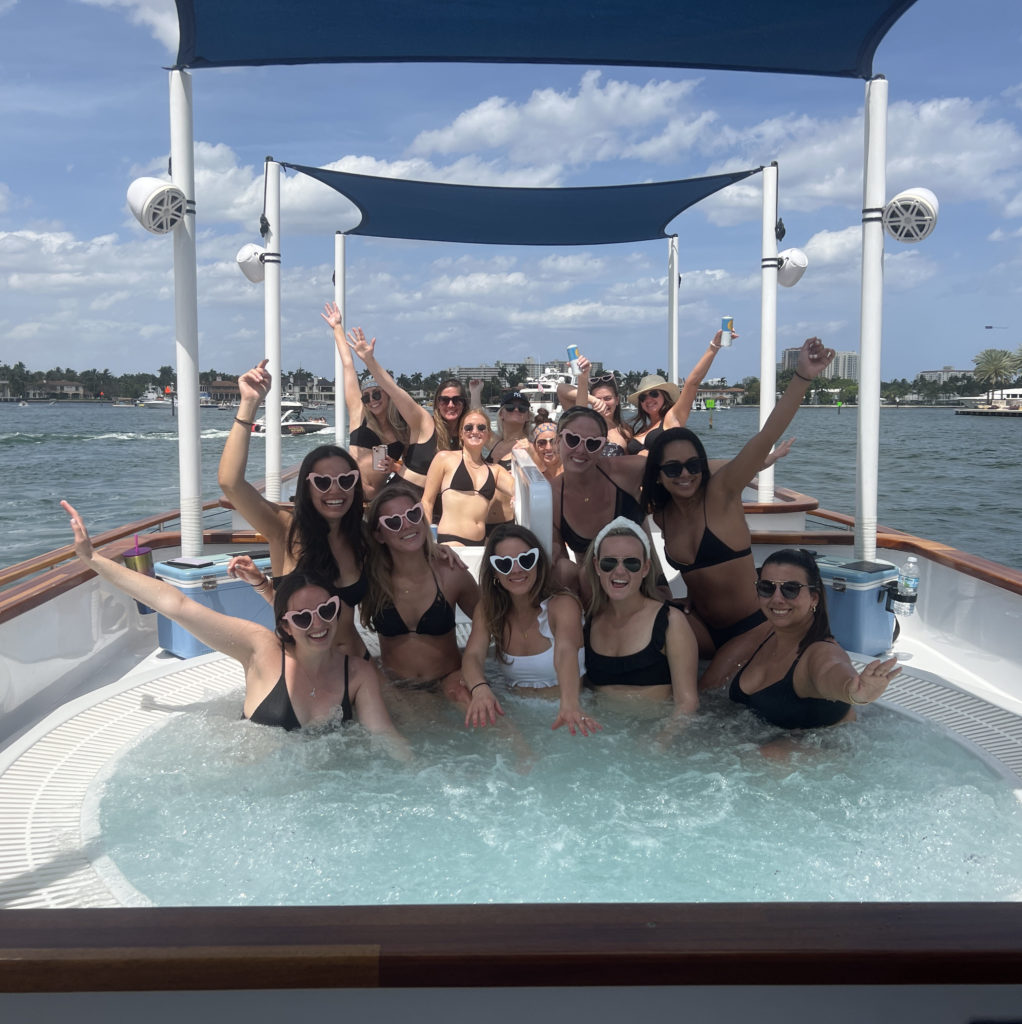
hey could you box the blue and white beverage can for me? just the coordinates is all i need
[566,343,581,374]
[719,316,734,347]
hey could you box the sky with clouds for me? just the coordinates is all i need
[1,0,1021,384]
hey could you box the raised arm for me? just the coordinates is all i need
[216,360,290,548]
[421,452,450,524]
[663,330,728,430]
[322,302,364,418]
[712,337,833,497]
[61,501,267,666]
[345,327,433,439]
[549,594,601,736]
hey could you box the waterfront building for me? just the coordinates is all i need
[918,365,974,384]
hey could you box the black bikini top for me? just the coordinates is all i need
[349,422,405,462]
[371,574,456,638]
[403,431,438,476]
[663,504,751,574]
[444,456,497,502]
[559,465,644,555]
[246,647,353,730]
[271,569,368,609]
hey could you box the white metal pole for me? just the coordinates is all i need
[169,70,203,557]
[758,162,779,503]
[263,158,283,502]
[334,231,347,446]
[667,235,679,384]
[856,77,888,563]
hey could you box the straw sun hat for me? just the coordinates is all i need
[627,374,680,406]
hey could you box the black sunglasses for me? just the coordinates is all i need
[361,388,383,403]
[641,389,664,402]
[660,457,703,478]
[463,423,488,433]
[437,395,465,406]
[597,556,643,574]
[502,401,529,413]
[756,580,813,600]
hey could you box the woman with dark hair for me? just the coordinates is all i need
[580,517,698,722]
[460,525,597,734]
[323,302,410,500]
[432,377,484,453]
[704,548,900,728]
[628,330,731,449]
[557,358,632,454]
[218,358,368,656]
[361,482,479,702]
[59,501,407,753]
[642,337,832,662]
[550,407,646,592]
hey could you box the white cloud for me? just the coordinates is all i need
[429,271,528,298]
[538,252,606,275]
[79,0,178,53]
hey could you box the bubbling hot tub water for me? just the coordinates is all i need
[90,689,1022,906]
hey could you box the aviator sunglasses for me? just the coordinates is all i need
[361,388,383,403]
[489,547,540,575]
[378,503,426,532]
[280,595,340,632]
[533,436,556,448]
[308,471,359,492]
[463,422,488,433]
[561,431,607,454]
[597,556,644,574]
[659,457,703,478]
[755,579,813,600]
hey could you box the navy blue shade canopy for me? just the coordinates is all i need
[280,165,761,246]
[174,0,917,79]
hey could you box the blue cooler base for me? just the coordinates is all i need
[815,558,898,657]
[155,555,275,658]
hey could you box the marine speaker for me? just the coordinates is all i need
[883,187,939,243]
[127,177,187,235]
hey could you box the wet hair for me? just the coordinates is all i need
[287,445,365,579]
[273,570,336,647]
[432,378,470,451]
[556,406,608,438]
[759,548,833,654]
[641,427,712,514]
[583,525,659,618]
[479,524,555,665]
[360,480,435,630]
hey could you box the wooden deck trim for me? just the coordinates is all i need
[0,904,1018,991]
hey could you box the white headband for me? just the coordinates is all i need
[592,516,650,560]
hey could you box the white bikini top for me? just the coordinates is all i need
[499,599,584,689]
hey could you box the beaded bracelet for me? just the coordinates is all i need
[234,417,254,428]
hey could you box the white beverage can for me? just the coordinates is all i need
[719,316,734,347]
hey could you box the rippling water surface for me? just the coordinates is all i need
[1,402,1020,569]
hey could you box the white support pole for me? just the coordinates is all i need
[334,232,347,446]
[856,77,888,563]
[263,158,283,502]
[169,70,203,556]
[667,235,679,384]
[758,162,779,503]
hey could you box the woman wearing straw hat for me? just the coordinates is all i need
[628,329,732,450]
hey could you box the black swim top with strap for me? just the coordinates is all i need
[728,633,849,729]
[349,422,405,462]
[584,603,671,687]
[403,431,438,476]
[371,573,456,638]
[663,502,752,574]
[444,455,496,502]
[246,647,353,730]
[334,569,369,609]
[559,464,644,555]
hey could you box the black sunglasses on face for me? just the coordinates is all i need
[597,556,643,574]
[642,390,663,402]
[756,580,813,600]
[502,401,529,413]
[361,389,383,403]
[437,395,465,406]
[660,458,703,478]
[463,423,487,433]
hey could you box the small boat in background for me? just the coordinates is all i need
[251,399,330,436]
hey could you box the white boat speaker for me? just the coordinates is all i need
[236,243,268,283]
[127,177,186,235]
[777,247,808,287]
[883,187,939,243]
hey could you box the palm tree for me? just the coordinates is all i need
[972,348,1015,401]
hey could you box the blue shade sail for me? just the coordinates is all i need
[280,165,762,246]
[174,0,918,80]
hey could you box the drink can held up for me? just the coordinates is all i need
[719,316,734,347]
[566,344,581,375]
[122,543,156,615]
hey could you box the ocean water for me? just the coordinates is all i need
[1,401,1020,571]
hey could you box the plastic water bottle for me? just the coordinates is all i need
[892,555,920,616]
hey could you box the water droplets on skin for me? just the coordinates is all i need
[93,684,1022,907]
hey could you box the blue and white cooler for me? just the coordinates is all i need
[814,557,899,657]
[154,553,275,658]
